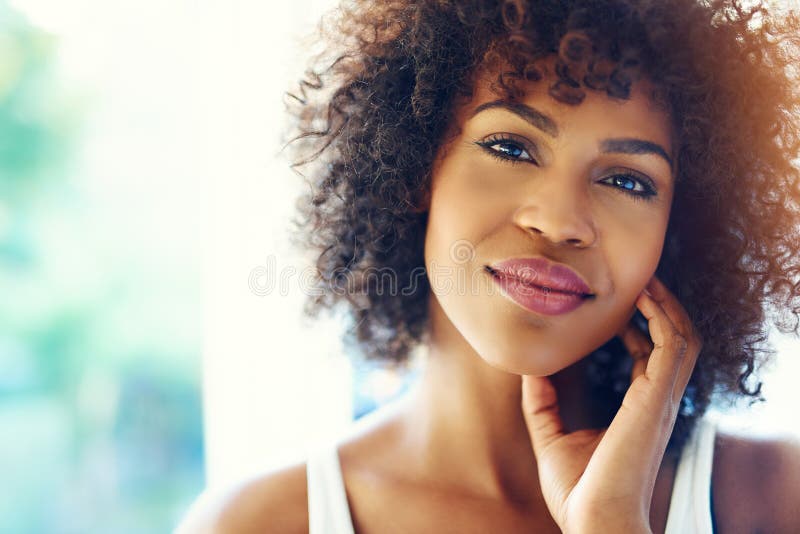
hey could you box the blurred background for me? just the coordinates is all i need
[0,0,797,532]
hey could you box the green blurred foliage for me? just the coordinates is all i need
[0,4,77,203]
[0,2,204,533]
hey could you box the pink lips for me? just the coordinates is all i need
[487,257,594,316]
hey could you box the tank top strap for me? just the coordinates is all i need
[307,441,356,534]
[664,413,719,534]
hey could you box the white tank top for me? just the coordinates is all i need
[307,414,719,534]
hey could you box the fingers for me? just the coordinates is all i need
[617,319,653,382]
[645,278,695,342]
[584,287,686,490]
[521,374,565,456]
[645,277,704,394]
[635,290,683,397]
[636,277,702,406]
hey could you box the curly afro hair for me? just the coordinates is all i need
[285,0,800,454]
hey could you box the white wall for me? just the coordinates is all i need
[197,0,353,487]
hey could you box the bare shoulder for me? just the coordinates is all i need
[173,399,411,534]
[175,462,309,534]
[713,423,800,534]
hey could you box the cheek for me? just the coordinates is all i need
[603,214,668,299]
[422,151,672,375]
[425,164,508,263]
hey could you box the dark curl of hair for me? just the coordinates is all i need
[285,0,800,454]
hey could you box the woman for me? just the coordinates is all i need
[180,0,800,532]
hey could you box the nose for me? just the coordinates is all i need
[512,174,598,248]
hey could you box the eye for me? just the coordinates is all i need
[600,172,658,202]
[475,133,537,164]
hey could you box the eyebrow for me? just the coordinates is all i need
[600,138,673,170]
[471,100,673,170]
[473,100,559,138]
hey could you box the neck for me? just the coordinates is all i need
[400,297,600,504]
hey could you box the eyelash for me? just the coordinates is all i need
[475,135,658,202]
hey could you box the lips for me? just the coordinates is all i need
[487,257,593,297]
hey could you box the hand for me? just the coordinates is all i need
[520,276,703,534]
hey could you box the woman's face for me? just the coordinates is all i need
[423,62,675,376]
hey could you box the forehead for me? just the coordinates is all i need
[460,63,675,157]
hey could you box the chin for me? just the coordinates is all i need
[474,342,585,377]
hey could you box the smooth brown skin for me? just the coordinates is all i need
[177,62,800,533]
[520,276,700,532]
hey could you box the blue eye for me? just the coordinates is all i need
[476,134,536,163]
[494,142,527,159]
[601,172,657,201]
[476,134,658,202]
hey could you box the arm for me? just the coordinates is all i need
[757,435,800,533]
[713,429,800,534]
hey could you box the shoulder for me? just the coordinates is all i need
[712,422,800,533]
[175,462,309,534]
[172,400,411,534]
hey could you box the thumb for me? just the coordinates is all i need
[521,374,565,455]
